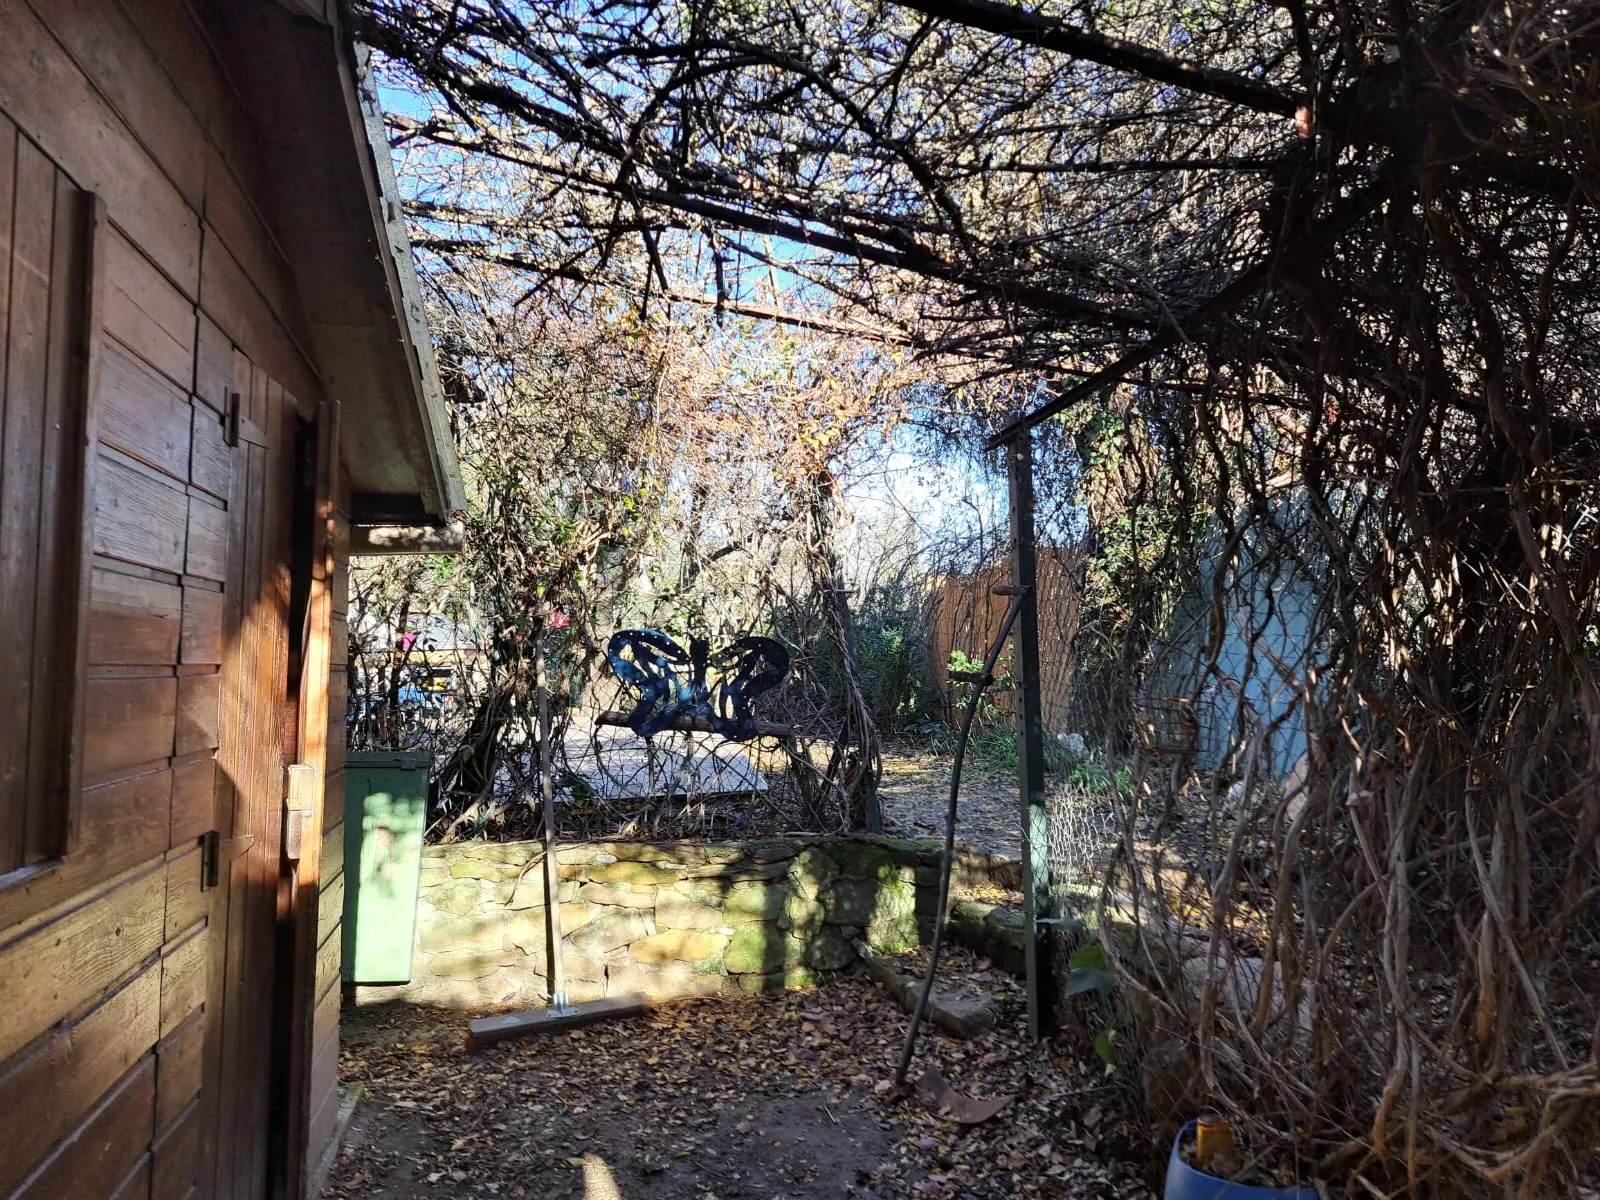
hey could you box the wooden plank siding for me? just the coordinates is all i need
[0,1,355,1198]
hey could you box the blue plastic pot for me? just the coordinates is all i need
[1165,1122,1321,1200]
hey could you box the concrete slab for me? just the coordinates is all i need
[561,723,767,801]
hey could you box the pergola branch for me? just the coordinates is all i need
[986,168,1397,447]
[891,0,1301,117]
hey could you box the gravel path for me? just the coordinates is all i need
[878,752,1020,863]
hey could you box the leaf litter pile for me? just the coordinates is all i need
[327,946,1158,1199]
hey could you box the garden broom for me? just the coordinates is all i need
[465,633,650,1051]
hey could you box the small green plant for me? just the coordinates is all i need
[964,723,1084,775]
[946,648,1012,715]
[1065,942,1119,1074]
[1064,757,1135,800]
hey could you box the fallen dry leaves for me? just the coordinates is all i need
[326,947,1157,1200]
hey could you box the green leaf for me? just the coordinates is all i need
[1094,1028,1116,1070]
[1066,965,1116,997]
[1066,943,1116,997]
[1068,943,1109,970]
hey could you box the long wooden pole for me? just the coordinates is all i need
[1007,432,1054,1040]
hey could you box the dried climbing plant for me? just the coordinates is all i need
[357,0,1600,1189]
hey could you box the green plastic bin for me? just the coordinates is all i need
[341,751,431,984]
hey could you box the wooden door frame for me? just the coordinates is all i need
[272,399,339,1200]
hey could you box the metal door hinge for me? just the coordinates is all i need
[201,829,221,890]
[223,391,241,447]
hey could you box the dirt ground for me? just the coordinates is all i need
[878,753,1019,863]
[326,948,1156,1200]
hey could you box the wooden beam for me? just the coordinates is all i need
[283,400,339,1200]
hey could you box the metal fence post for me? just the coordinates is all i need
[1007,431,1055,1039]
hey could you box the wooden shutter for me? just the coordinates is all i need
[0,122,100,873]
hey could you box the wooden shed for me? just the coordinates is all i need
[0,2,464,1198]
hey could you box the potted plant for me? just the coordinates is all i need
[1164,1118,1322,1200]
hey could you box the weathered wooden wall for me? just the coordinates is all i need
[0,1,346,1196]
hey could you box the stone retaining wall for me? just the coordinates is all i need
[363,836,1009,1009]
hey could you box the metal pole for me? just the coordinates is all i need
[1007,432,1054,1039]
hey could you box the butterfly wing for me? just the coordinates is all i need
[708,637,790,739]
[607,630,693,737]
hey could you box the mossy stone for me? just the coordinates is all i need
[670,879,729,908]
[506,911,552,953]
[429,951,513,980]
[783,891,826,936]
[629,930,729,965]
[601,841,739,865]
[865,909,920,953]
[689,859,791,881]
[448,858,519,881]
[723,883,786,922]
[586,860,682,887]
[744,837,801,863]
[418,914,506,954]
[579,883,658,909]
[723,923,796,974]
[655,893,726,931]
[824,839,903,882]
[862,834,944,866]
[562,952,606,983]
[430,879,485,916]
[789,848,839,899]
[820,878,876,926]
[565,910,648,958]
[827,874,917,934]
[804,931,855,971]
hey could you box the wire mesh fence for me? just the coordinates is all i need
[1015,429,1600,1195]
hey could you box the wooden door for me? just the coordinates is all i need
[200,351,292,1200]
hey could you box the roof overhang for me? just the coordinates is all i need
[201,0,466,530]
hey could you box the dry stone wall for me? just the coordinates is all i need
[372,836,975,1010]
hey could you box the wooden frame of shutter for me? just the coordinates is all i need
[0,177,105,875]
[51,190,107,856]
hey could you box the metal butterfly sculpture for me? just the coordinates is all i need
[606,630,790,740]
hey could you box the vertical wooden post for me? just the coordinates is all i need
[1007,432,1054,1040]
[283,399,339,1199]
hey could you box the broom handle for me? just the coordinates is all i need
[537,634,566,1005]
